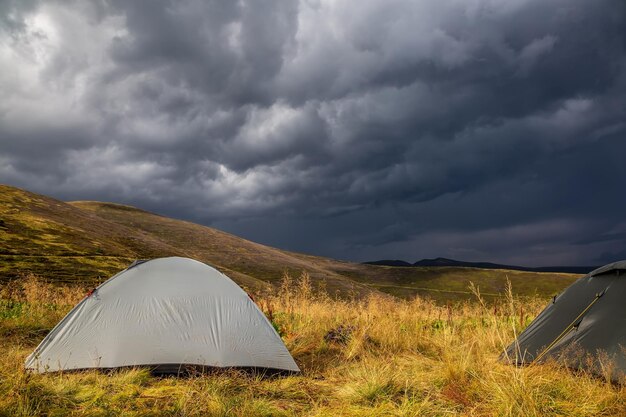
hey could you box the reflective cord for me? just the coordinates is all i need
[532,290,605,364]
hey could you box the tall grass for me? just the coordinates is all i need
[0,273,624,416]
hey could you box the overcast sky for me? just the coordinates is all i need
[1,0,625,266]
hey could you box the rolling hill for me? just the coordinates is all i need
[0,184,581,301]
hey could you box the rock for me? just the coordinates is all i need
[324,325,356,344]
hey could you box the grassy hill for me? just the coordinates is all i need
[0,184,580,300]
[0,185,367,295]
[334,264,579,301]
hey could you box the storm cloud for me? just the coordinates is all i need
[1,0,625,266]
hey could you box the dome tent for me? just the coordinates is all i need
[25,257,299,374]
[504,260,626,382]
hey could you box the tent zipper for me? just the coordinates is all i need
[532,289,605,364]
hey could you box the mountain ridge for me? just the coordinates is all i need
[364,257,597,274]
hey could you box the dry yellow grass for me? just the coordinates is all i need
[1,273,624,416]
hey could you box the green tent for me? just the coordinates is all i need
[504,260,626,382]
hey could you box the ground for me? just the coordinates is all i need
[1,274,624,417]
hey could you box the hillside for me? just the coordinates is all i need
[337,264,579,301]
[0,184,580,300]
[0,185,367,295]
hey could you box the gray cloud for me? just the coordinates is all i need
[0,0,625,266]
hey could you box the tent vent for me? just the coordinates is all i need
[127,259,148,270]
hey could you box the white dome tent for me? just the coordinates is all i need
[25,257,299,374]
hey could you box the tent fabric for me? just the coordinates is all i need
[25,257,299,373]
[504,260,626,382]
[588,260,626,277]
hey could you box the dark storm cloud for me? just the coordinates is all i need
[1,0,625,265]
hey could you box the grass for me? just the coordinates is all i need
[1,273,624,416]
[343,265,579,302]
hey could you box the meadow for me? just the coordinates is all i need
[1,273,624,416]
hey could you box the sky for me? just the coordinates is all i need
[1,0,625,266]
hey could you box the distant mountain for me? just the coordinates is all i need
[366,257,598,275]
[363,259,413,267]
